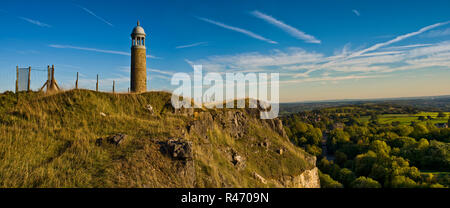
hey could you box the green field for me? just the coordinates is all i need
[359,112,449,125]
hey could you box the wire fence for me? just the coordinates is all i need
[11,65,127,94]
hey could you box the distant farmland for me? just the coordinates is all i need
[359,112,449,125]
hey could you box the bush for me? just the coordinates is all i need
[319,171,343,188]
[351,176,382,188]
[389,176,418,188]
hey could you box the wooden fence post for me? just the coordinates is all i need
[27,67,31,92]
[47,65,51,91]
[52,65,55,81]
[76,72,79,89]
[96,74,99,92]
[15,66,18,93]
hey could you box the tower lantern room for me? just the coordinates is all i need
[131,21,146,48]
[130,20,147,93]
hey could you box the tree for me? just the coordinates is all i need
[369,113,380,124]
[355,151,377,176]
[389,176,417,188]
[410,123,429,139]
[351,176,382,188]
[370,140,391,156]
[306,144,322,157]
[338,168,356,187]
[319,171,343,188]
[335,151,348,167]
[393,125,414,137]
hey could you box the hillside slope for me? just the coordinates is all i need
[0,90,318,188]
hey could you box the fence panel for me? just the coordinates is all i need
[17,68,30,92]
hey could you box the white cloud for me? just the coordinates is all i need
[176,42,208,49]
[195,47,323,71]
[78,6,113,27]
[149,74,171,81]
[422,28,450,38]
[251,10,321,44]
[384,44,433,50]
[282,75,383,84]
[19,17,51,27]
[347,21,450,59]
[197,17,278,44]
[189,40,450,84]
[352,9,360,16]
[148,68,177,76]
[49,44,158,59]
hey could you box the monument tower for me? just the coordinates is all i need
[130,21,147,93]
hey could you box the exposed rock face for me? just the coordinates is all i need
[278,167,320,188]
[254,172,267,184]
[169,108,320,188]
[187,112,214,138]
[160,138,193,160]
[265,118,288,139]
[231,152,246,170]
[211,110,248,139]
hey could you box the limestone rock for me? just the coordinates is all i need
[145,104,154,114]
[282,167,320,188]
[253,172,267,184]
[232,152,246,170]
[160,138,193,160]
[277,148,284,155]
[266,118,288,139]
[96,133,127,146]
[107,134,127,145]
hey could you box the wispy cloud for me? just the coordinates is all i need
[148,68,177,76]
[422,27,450,38]
[282,75,382,84]
[49,44,157,58]
[176,42,208,49]
[251,10,321,44]
[78,6,113,27]
[347,21,450,59]
[149,74,171,81]
[197,17,277,44]
[19,17,51,27]
[192,47,323,72]
[352,9,360,16]
[384,44,433,50]
[189,39,450,84]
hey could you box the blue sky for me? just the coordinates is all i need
[0,0,449,102]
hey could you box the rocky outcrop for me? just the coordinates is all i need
[275,167,320,188]
[231,152,246,170]
[96,134,128,146]
[187,112,214,138]
[160,138,193,160]
[265,118,288,139]
[254,172,267,184]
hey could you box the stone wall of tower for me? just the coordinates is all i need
[131,47,147,93]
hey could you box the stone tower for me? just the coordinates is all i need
[131,21,147,93]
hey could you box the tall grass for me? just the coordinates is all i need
[0,90,313,187]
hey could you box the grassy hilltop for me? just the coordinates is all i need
[0,90,317,188]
